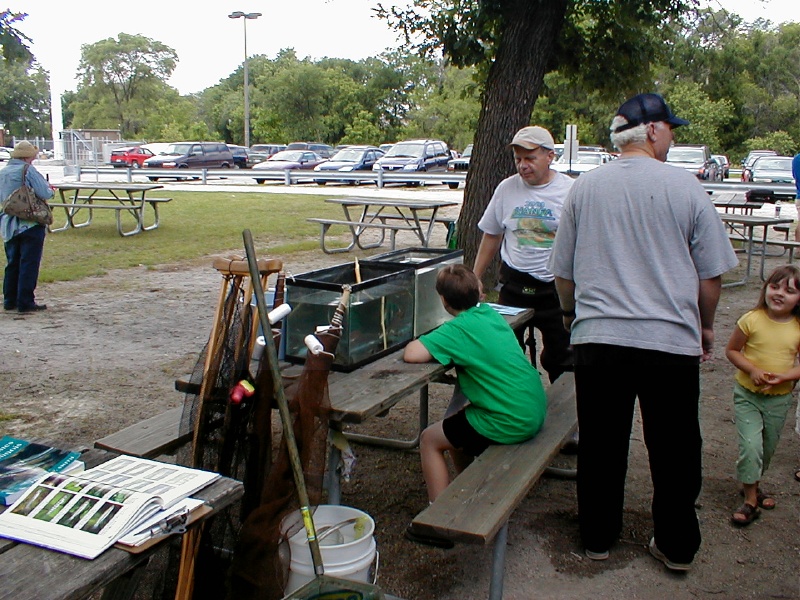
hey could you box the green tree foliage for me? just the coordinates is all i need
[0,10,50,139]
[745,131,795,156]
[404,64,481,151]
[70,33,179,138]
[202,48,438,147]
[660,81,734,152]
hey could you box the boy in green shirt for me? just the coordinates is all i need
[404,264,546,547]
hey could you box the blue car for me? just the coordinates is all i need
[314,145,384,185]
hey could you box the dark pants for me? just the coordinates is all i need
[574,343,702,564]
[3,224,46,310]
[498,263,572,383]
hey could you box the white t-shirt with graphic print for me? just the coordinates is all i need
[478,171,574,282]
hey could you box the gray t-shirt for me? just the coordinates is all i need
[478,171,574,282]
[549,156,738,356]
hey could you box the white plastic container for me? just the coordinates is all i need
[281,505,377,595]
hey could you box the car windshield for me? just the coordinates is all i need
[165,143,192,155]
[462,145,473,158]
[754,158,792,171]
[330,149,365,162]
[269,150,303,161]
[385,143,424,158]
[667,148,705,162]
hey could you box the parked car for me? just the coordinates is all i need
[250,143,286,159]
[109,146,155,168]
[666,144,720,181]
[313,145,384,185]
[445,144,473,189]
[0,147,11,161]
[741,150,778,182]
[143,142,234,180]
[379,143,394,154]
[285,142,335,158]
[552,151,613,176]
[372,139,451,183]
[749,155,796,184]
[251,150,327,184]
[712,154,730,179]
[227,145,251,168]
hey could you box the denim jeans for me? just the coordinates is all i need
[3,224,46,310]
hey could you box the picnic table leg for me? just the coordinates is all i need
[174,523,205,600]
[319,222,356,254]
[344,385,429,449]
[488,521,508,600]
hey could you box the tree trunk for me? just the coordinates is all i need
[458,0,568,289]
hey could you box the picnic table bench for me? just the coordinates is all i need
[411,372,577,600]
[49,183,172,237]
[310,197,459,253]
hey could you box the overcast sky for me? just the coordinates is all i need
[14,0,800,97]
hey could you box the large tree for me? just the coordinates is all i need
[70,33,178,137]
[0,10,50,139]
[378,0,697,280]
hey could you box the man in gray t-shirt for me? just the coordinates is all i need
[550,93,737,570]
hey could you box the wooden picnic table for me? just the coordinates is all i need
[49,183,172,237]
[309,197,459,253]
[0,450,242,600]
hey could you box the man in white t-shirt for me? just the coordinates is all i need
[473,126,574,382]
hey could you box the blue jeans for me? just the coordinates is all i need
[3,224,46,310]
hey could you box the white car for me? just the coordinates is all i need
[0,147,11,161]
[553,151,612,175]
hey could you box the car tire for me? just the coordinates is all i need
[149,177,159,182]
[448,182,459,190]
[256,179,265,185]
[131,162,140,169]
[316,180,326,186]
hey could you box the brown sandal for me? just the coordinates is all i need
[731,502,760,526]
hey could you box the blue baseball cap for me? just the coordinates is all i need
[613,93,689,133]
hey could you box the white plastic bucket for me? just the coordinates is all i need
[281,505,377,595]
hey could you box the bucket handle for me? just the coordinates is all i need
[371,550,380,585]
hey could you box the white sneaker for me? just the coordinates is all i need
[585,548,609,561]
[649,537,691,572]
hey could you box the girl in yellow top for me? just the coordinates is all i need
[725,265,800,526]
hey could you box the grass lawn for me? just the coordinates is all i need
[41,191,344,282]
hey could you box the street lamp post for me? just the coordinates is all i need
[229,11,261,148]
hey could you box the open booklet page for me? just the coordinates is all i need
[0,456,219,559]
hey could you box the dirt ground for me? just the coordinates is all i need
[1,226,799,600]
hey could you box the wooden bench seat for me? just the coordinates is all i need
[411,372,577,600]
[95,406,187,458]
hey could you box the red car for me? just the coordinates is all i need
[109,146,155,168]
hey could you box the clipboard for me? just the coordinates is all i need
[114,503,212,554]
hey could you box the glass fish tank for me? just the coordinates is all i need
[361,248,464,337]
[285,262,415,371]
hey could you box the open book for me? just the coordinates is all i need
[0,455,219,559]
[0,436,85,506]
